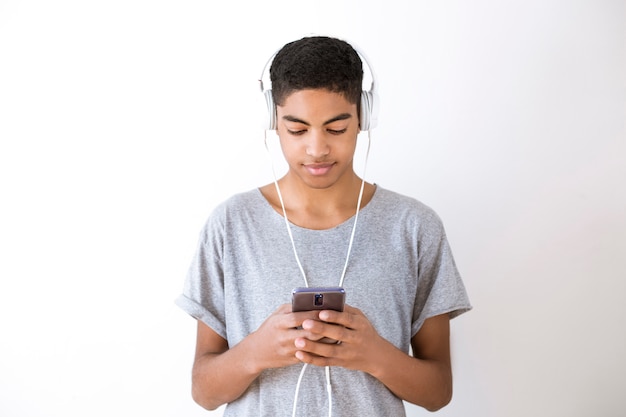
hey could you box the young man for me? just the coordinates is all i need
[176,36,471,416]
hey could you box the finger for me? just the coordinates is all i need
[301,318,342,335]
[318,309,358,330]
[297,321,349,346]
[290,320,330,342]
[295,350,335,367]
[288,311,320,328]
[294,338,343,365]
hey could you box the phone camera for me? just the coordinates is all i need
[314,293,324,306]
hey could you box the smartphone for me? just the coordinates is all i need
[292,286,346,312]
[292,287,345,344]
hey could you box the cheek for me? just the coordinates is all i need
[277,137,301,162]
[339,136,359,156]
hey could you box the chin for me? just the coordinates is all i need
[300,175,339,190]
[305,181,336,190]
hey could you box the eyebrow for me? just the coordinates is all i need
[282,113,353,126]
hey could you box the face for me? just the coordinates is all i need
[276,89,360,190]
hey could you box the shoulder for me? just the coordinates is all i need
[368,187,450,248]
[219,188,262,208]
[207,189,265,218]
[199,189,267,236]
[372,187,443,225]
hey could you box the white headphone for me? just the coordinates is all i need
[258,38,379,131]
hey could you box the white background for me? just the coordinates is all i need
[1,1,624,416]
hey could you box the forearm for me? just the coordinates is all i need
[192,336,262,410]
[191,304,317,410]
[295,308,453,410]
[367,339,452,411]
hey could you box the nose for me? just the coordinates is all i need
[305,130,330,158]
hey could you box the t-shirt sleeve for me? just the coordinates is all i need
[175,207,228,339]
[411,210,471,337]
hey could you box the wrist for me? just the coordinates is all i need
[364,336,398,378]
[237,331,268,376]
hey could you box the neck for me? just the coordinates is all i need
[282,171,363,208]
[264,173,373,230]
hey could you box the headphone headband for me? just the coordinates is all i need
[259,38,379,131]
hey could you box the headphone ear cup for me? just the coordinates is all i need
[263,90,277,130]
[360,90,377,131]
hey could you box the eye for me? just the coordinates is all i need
[287,129,307,136]
[327,128,347,135]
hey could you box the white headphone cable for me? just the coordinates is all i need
[339,130,371,288]
[264,131,308,286]
[264,130,372,417]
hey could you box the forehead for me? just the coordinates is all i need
[278,89,357,117]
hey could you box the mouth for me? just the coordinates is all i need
[303,162,335,176]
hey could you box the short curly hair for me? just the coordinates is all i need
[269,36,363,107]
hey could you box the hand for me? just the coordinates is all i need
[246,304,321,372]
[293,304,386,374]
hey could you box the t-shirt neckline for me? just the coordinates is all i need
[254,184,380,232]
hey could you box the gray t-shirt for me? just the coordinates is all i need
[176,186,471,416]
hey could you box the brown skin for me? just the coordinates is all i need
[190,89,453,412]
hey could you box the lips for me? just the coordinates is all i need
[304,162,334,176]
